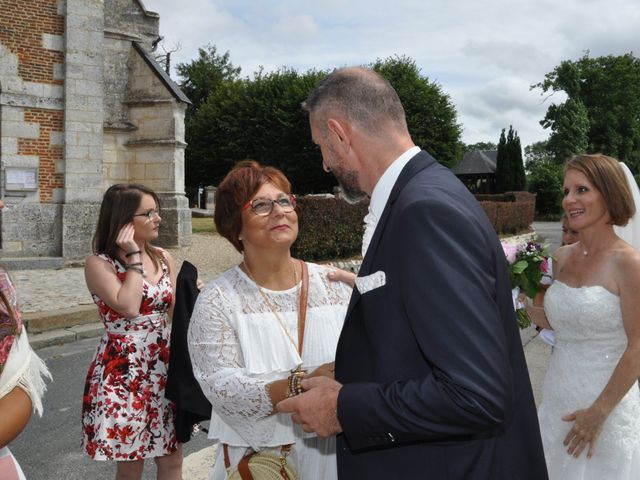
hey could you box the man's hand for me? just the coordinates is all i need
[277,376,343,437]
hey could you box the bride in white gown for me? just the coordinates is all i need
[536,154,640,479]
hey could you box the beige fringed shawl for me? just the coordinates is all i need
[0,268,50,414]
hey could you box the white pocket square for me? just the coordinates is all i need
[355,271,386,294]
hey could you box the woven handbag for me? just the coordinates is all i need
[224,444,297,480]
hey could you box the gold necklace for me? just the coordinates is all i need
[242,259,301,353]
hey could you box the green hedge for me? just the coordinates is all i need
[291,191,535,261]
[292,195,368,261]
[476,191,535,235]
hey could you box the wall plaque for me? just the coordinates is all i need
[4,167,38,191]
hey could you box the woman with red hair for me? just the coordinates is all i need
[188,161,352,480]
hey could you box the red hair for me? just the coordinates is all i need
[214,160,292,252]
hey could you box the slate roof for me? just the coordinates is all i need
[451,150,498,175]
[133,42,191,105]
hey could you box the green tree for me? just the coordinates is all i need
[524,140,552,171]
[372,55,462,167]
[177,45,242,193]
[464,141,497,153]
[186,68,332,192]
[527,162,564,217]
[544,98,589,163]
[509,127,526,190]
[494,129,509,192]
[495,126,525,192]
[176,44,241,115]
[534,52,640,171]
[183,52,463,193]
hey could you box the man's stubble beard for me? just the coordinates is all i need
[327,145,368,205]
[336,172,368,205]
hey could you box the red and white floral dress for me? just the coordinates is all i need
[81,254,177,461]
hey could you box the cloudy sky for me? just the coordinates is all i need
[144,0,639,150]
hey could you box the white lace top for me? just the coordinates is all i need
[188,262,352,449]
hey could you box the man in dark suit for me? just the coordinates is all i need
[278,67,548,479]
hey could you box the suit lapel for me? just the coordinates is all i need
[343,150,436,321]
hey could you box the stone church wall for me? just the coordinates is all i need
[0,0,191,260]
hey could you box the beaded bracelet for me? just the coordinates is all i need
[287,369,306,397]
[125,250,142,257]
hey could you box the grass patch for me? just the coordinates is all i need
[192,217,216,235]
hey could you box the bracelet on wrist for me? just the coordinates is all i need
[125,265,146,277]
[287,367,307,398]
[125,250,142,257]
[286,375,301,398]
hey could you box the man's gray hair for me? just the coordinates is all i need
[303,67,407,135]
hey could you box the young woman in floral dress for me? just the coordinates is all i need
[81,184,182,480]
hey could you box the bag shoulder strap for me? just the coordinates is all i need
[297,259,309,355]
[237,451,254,480]
[223,443,231,469]
[223,444,255,480]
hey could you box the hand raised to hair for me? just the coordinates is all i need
[115,223,139,255]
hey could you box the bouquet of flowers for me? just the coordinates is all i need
[501,241,551,329]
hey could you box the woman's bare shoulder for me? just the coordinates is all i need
[84,253,110,270]
[613,242,640,281]
[552,244,574,266]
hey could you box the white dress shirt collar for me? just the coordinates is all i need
[368,146,421,220]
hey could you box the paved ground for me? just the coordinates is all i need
[8,223,561,479]
[13,233,242,315]
[10,337,214,479]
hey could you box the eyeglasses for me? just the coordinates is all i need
[133,210,161,221]
[242,195,296,216]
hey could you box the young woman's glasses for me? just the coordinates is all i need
[133,210,161,221]
[242,195,296,216]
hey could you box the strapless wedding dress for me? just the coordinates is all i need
[538,281,640,479]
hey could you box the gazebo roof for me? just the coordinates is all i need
[451,150,498,175]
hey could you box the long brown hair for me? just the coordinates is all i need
[92,184,163,270]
